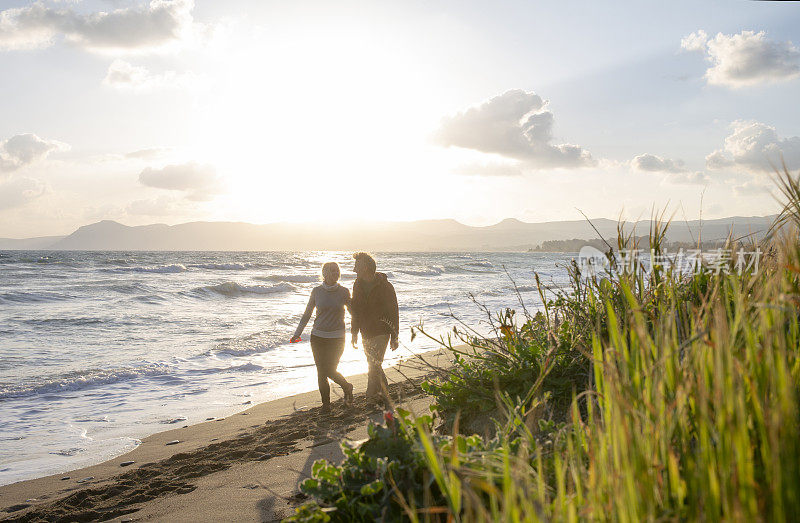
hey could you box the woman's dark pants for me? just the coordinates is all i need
[310,335,349,406]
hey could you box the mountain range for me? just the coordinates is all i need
[0,215,777,251]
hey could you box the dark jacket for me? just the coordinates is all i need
[351,272,399,341]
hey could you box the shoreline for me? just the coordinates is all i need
[0,343,443,488]
[0,348,454,521]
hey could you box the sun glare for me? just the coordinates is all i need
[180,21,446,224]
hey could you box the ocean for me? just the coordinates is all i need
[0,250,573,486]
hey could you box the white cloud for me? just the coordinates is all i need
[138,161,221,200]
[0,0,200,53]
[0,133,69,176]
[0,177,47,210]
[631,153,686,174]
[705,150,734,170]
[435,89,595,169]
[706,121,800,173]
[680,29,708,53]
[103,59,196,90]
[681,30,800,87]
[632,153,708,185]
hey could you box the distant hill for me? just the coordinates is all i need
[0,235,66,250]
[0,215,777,252]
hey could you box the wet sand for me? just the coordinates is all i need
[0,349,453,522]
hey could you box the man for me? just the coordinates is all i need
[350,252,399,405]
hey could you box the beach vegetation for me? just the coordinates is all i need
[286,166,800,522]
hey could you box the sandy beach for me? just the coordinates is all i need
[0,349,453,522]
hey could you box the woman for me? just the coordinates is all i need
[291,262,354,413]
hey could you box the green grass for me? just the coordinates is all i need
[286,167,800,522]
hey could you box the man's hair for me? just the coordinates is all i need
[322,262,340,282]
[352,252,376,274]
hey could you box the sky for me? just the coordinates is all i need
[1,0,799,238]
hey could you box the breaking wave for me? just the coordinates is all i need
[208,328,289,357]
[398,267,444,277]
[188,263,250,271]
[106,264,189,274]
[0,364,173,401]
[198,281,296,297]
[255,274,320,283]
[0,290,76,304]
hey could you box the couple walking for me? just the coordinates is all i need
[290,252,399,413]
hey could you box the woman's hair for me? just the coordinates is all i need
[352,252,376,274]
[322,262,340,282]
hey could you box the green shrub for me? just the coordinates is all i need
[419,308,590,432]
[285,410,504,522]
[288,166,800,522]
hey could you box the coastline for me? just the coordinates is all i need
[0,348,454,522]
[0,250,547,490]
